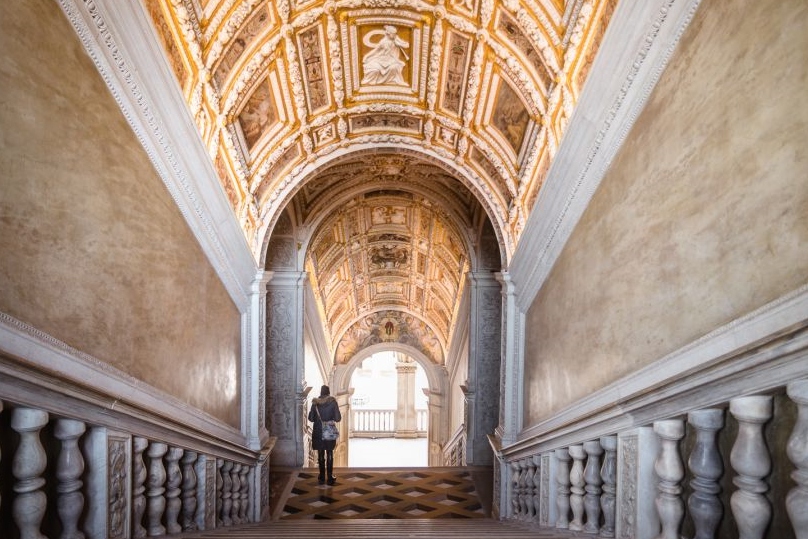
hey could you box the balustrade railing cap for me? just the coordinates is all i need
[653,419,685,439]
[687,408,724,429]
[787,379,808,401]
[730,395,772,420]
[583,440,604,454]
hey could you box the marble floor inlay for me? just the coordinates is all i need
[280,467,487,519]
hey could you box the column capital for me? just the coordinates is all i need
[250,270,273,294]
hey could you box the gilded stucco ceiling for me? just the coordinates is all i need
[143,0,618,363]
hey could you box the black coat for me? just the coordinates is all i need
[308,395,341,450]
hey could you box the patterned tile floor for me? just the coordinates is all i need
[274,467,492,520]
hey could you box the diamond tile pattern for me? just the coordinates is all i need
[281,468,487,519]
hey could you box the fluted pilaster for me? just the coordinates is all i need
[729,396,772,539]
[599,436,617,538]
[146,441,168,536]
[687,409,724,539]
[786,380,808,539]
[555,448,571,529]
[569,444,586,531]
[653,419,685,539]
[11,407,49,539]
[54,419,86,539]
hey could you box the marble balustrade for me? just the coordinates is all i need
[0,397,264,538]
[502,380,808,539]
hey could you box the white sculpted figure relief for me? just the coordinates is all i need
[361,25,410,86]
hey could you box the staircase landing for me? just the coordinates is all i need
[275,467,491,520]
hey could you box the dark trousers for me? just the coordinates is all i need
[317,449,334,479]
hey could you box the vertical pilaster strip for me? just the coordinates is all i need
[495,271,524,446]
[266,270,307,466]
[244,270,272,450]
[84,427,132,539]
[616,427,659,539]
[466,271,502,466]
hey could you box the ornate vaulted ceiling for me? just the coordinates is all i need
[141,0,618,362]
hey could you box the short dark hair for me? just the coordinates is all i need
[320,385,330,397]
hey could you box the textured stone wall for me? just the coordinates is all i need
[0,0,241,427]
[524,0,808,424]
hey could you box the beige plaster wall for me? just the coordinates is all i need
[0,0,242,427]
[524,0,808,424]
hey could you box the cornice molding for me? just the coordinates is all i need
[57,0,258,310]
[0,312,250,457]
[508,0,703,310]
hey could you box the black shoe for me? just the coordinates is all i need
[327,476,336,485]
[318,476,325,485]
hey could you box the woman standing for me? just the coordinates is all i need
[308,385,342,485]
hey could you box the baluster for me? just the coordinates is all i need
[132,437,149,538]
[555,448,571,529]
[533,454,542,522]
[165,446,183,534]
[54,419,86,539]
[220,460,233,526]
[146,441,168,536]
[583,440,604,534]
[729,396,772,539]
[510,460,521,518]
[687,409,724,539]
[216,459,224,527]
[11,407,49,539]
[522,458,534,520]
[181,451,198,531]
[600,436,617,538]
[230,463,242,525]
[0,400,3,511]
[653,419,685,539]
[569,444,586,531]
[239,464,250,523]
[787,380,808,539]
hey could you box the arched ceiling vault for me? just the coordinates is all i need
[144,0,619,365]
[144,0,620,258]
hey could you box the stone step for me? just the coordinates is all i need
[178,518,585,538]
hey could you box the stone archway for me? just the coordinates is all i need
[331,342,449,467]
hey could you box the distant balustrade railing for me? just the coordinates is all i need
[442,425,466,466]
[351,409,428,436]
[499,327,808,539]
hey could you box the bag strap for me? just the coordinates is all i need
[315,404,324,422]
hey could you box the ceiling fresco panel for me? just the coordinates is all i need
[297,21,332,114]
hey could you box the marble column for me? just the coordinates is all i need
[687,409,724,539]
[494,272,523,447]
[11,407,49,539]
[54,419,86,539]
[266,270,307,466]
[787,380,808,539]
[394,356,418,438]
[730,396,772,539]
[466,272,502,467]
